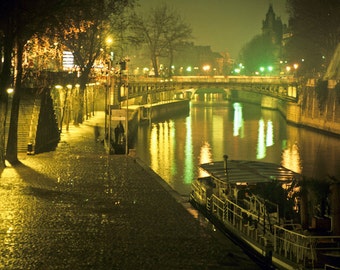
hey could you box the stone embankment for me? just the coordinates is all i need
[0,112,260,269]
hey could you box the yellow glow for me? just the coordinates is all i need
[149,121,176,186]
[199,142,212,165]
[7,88,14,94]
[202,65,211,71]
[282,142,302,174]
[106,36,113,45]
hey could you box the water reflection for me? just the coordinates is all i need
[233,102,244,137]
[184,117,193,184]
[149,121,177,186]
[135,101,340,196]
[282,141,302,174]
[257,119,266,159]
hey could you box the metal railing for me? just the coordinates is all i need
[207,194,340,268]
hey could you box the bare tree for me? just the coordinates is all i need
[129,4,192,77]
[50,0,134,124]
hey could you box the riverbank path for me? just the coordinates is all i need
[0,112,260,270]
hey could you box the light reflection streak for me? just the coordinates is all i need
[233,102,244,137]
[212,114,223,146]
[149,121,177,185]
[256,118,266,159]
[169,121,177,176]
[199,141,212,165]
[198,141,212,178]
[282,141,302,174]
[150,123,158,172]
[266,120,274,147]
[184,117,193,184]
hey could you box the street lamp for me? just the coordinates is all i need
[4,88,14,155]
[104,36,114,154]
[202,65,210,76]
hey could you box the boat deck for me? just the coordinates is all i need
[200,160,301,184]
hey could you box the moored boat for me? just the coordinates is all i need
[189,155,340,269]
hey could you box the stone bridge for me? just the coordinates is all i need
[124,75,298,104]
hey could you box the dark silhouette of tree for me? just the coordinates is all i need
[238,5,283,75]
[129,4,192,77]
[1,0,65,165]
[239,34,278,74]
[0,0,133,166]
[286,0,340,76]
[0,1,16,168]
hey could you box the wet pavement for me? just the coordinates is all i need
[0,112,261,270]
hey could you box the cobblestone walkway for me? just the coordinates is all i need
[0,113,260,270]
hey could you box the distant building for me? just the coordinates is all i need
[262,4,284,46]
[262,4,288,73]
[172,44,228,76]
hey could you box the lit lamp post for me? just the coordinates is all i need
[293,63,299,77]
[125,60,129,155]
[202,65,211,76]
[4,88,14,154]
[119,58,129,155]
[105,37,113,154]
[267,66,273,74]
[260,66,265,75]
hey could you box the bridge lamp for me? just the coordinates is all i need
[186,66,192,72]
[293,63,299,70]
[234,68,241,74]
[202,65,210,71]
[267,66,273,72]
[259,67,265,73]
[143,67,149,75]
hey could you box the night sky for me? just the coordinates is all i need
[138,0,288,59]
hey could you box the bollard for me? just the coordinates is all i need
[27,143,34,155]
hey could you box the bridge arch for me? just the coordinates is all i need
[174,87,230,100]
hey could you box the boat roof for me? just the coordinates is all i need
[199,160,301,184]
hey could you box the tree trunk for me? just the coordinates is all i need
[151,54,159,77]
[75,68,91,124]
[0,99,8,169]
[0,28,14,168]
[6,40,24,164]
[168,48,174,77]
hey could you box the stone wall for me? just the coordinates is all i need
[286,83,340,136]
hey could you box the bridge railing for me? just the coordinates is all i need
[123,75,299,102]
[171,75,296,84]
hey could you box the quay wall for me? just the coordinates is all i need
[135,99,190,122]
[231,87,340,136]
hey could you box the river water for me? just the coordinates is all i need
[133,99,340,197]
